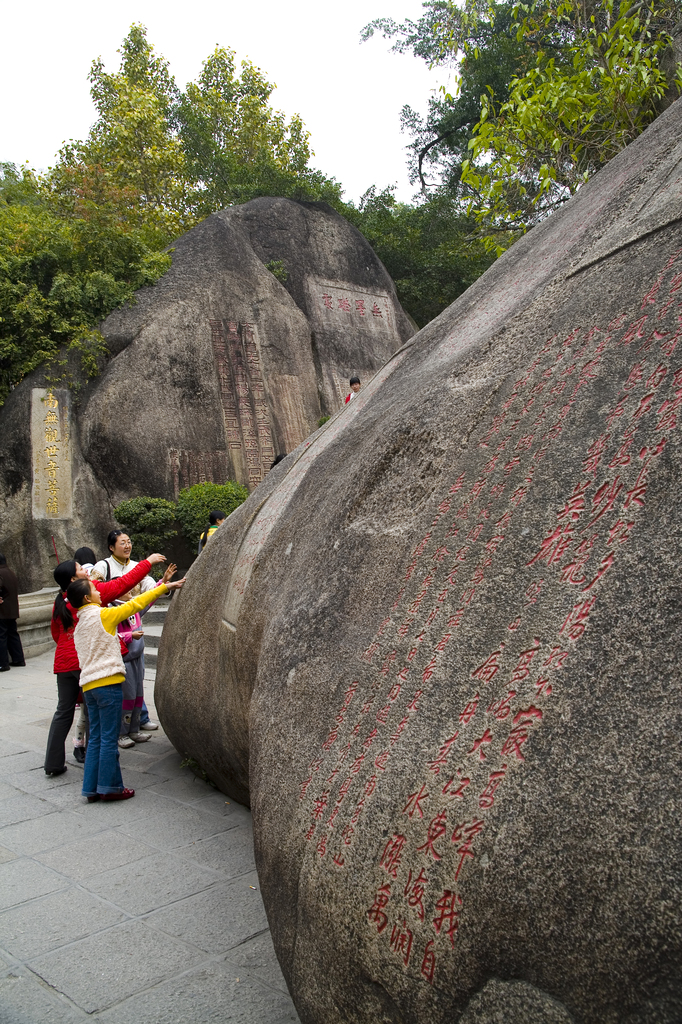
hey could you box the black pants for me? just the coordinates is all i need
[0,619,24,669]
[44,670,88,771]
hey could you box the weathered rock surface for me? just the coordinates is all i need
[157,97,682,1024]
[0,198,412,591]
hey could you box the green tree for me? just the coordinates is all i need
[48,26,344,246]
[112,496,178,559]
[175,481,249,549]
[365,0,682,253]
[347,186,495,327]
[0,163,171,405]
[461,0,682,248]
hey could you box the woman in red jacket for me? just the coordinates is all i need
[44,552,167,776]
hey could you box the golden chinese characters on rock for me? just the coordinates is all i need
[31,389,73,521]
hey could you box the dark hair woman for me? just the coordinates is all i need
[44,551,168,777]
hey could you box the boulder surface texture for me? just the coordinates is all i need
[0,198,411,591]
[157,98,682,1024]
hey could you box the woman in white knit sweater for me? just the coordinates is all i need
[66,576,184,802]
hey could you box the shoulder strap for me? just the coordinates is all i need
[106,558,111,581]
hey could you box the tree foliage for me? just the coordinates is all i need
[346,187,495,327]
[0,163,171,406]
[48,25,344,247]
[112,496,178,560]
[365,0,682,252]
[175,481,249,547]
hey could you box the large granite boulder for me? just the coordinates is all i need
[156,96,682,1024]
[0,198,412,591]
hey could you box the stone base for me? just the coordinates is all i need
[17,588,57,660]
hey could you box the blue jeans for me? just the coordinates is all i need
[83,684,124,796]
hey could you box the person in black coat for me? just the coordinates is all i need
[0,554,25,672]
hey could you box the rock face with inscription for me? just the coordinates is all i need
[86,196,412,500]
[156,97,682,1023]
[0,198,412,591]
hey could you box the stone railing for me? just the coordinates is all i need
[18,588,58,659]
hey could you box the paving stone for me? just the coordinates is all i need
[147,873,268,955]
[29,920,203,1014]
[0,970,89,1023]
[35,830,156,880]
[224,931,291,995]
[0,859,67,911]
[0,752,46,773]
[108,766,164,792]
[0,888,125,960]
[176,825,256,878]
[6,767,78,795]
[0,739,29,758]
[83,851,220,915]
[0,845,17,865]
[65,786,178,826]
[96,959,300,1024]
[0,781,22,801]
[0,811,104,856]
[191,794,252,823]
[146,775,220,805]
[142,750,190,779]
[0,793,56,828]
[116,805,234,851]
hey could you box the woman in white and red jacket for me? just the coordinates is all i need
[44,553,167,777]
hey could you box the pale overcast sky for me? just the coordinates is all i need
[1,0,450,204]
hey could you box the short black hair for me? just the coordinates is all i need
[74,546,97,565]
[349,376,360,386]
[107,529,125,552]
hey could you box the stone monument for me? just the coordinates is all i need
[156,97,682,1023]
[0,198,413,591]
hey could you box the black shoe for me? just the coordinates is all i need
[10,662,25,667]
[0,666,9,673]
[44,766,67,777]
[73,747,86,764]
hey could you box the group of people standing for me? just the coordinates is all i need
[45,530,185,802]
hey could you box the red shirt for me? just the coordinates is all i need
[51,559,153,673]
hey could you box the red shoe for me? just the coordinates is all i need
[101,788,135,802]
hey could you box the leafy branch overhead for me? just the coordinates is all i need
[365,0,682,252]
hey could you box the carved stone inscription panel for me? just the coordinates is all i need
[31,388,72,520]
[210,319,275,488]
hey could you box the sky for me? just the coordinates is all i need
[1,0,451,204]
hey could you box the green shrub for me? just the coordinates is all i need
[175,481,248,548]
[112,496,178,560]
[317,415,330,427]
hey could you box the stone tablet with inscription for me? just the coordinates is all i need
[157,97,682,1023]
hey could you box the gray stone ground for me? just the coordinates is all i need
[0,652,300,1023]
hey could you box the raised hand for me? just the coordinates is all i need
[148,553,167,566]
[161,563,178,585]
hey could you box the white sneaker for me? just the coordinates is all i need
[140,721,159,731]
[130,732,151,743]
[118,736,135,749]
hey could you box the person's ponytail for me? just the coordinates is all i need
[53,591,74,631]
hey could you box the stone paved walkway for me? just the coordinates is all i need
[0,652,300,1023]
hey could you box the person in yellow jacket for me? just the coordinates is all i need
[66,576,185,802]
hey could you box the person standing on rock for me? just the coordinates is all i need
[0,553,25,673]
[44,553,167,777]
[66,574,184,802]
[197,511,226,554]
[345,376,361,404]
